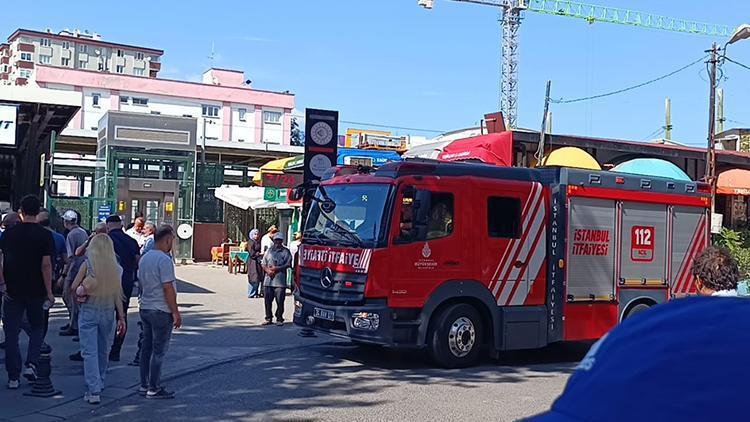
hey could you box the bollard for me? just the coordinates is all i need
[24,353,61,397]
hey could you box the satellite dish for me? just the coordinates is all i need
[177,223,193,240]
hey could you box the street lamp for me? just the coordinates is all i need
[727,24,750,45]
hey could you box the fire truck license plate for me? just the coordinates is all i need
[313,308,335,321]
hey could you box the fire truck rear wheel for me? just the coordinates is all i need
[624,303,651,320]
[429,303,483,368]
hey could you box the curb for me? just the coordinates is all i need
[26,339,332,421]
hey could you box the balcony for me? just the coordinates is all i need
[18,43,35,52]
[15,78,28,86]
[1,57,8,64]
[149,61,161,71]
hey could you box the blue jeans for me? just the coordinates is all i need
[248,281,259,298]
[139,309,173,390]
[2,295,45,380]
[78,302,115,394]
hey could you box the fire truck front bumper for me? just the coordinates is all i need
[293,295,423,347]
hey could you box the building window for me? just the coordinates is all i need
[487,196,521,238]
[135,51,144,60]
[78,59,86,68]
[238,108,247,122]
[182,114,193,118]
[18,69,32,79]
[202,105,219,118]
[79,44,87,53]
[150,110,161,115]
[39,55,51,64]
[92,93,101,107]
[116,65,124,74]
[263,110,282,124]
[62,41,70,49]
[117,49,124,57]
[40,38,51,47]
[133,68,144,76]
[61,57,70,67]
[120,96,129,104]
[132,97,148,106]
[20,52,32,61]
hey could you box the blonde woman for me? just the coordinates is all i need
[71,234,126,404]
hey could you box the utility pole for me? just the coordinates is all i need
[664,98,672,141]
[717,88,725,134]
[706,42,719,214]
[534,80,551,165]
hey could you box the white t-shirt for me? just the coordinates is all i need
[126,227,145,247]
[261,234,274,254]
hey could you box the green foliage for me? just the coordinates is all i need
[715,227,750,278]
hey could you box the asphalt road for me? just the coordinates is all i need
[82,339,590,422]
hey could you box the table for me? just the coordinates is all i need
[228,251,250,274]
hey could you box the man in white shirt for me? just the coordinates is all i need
[260,225,278,254]
[126,217,145,247]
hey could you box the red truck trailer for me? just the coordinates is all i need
[293,160,711,367]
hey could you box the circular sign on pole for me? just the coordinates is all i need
[310,121,333,146]
[177,223,193,240]
[309,154,332,178]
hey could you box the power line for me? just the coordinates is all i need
[551,55,708,104]
[724,56,750,72]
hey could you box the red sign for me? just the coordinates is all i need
[631,226,655,262]
[299,244,372,274]
[572,229,610,256]
[261,172,303,188]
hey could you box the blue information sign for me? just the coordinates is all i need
[97,204,111,222]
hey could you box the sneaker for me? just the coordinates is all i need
[276,320,284,327]
[128,359,140,367]
[59,328,78,336]
[84,392,101,404]
[146,387,175,399]
[22,364,37,382]
[69,351,83,362]
[39,343,52,355]
[72,336,80,342]
[59,324,70,332]
[261,320,273,326]
[137,386,148,396]
[7,379,19,389]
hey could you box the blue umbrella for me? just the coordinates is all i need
[611,158,691,181]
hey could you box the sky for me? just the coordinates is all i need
[4,0,750,145]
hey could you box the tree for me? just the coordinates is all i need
[290,117,304,146]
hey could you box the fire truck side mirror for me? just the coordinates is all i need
[288,187,305,201]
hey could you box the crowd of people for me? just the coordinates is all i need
[0,198,181,403]
[245,225,299,327]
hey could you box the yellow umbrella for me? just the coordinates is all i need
[539,147,601,170]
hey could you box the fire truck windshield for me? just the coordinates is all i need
[304,183,391,248]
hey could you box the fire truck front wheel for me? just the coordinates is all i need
[429,303,484,368]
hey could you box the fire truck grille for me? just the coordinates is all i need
[299,268,366,306]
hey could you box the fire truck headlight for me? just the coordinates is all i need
[352,312,380,331]
[294,300,303,317]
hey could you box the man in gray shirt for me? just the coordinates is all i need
[60,210,88,338]
[137,225,181,399]
[261,232,291,326]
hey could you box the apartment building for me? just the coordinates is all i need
[0,28,163,85]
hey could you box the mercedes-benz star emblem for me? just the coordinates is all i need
[320,267,334,289]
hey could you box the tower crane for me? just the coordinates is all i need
[417,0,733,129]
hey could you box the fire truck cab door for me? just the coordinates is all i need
[486,181,546,306]
[388,178,470,308]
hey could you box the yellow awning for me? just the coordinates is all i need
[540,147,601,170]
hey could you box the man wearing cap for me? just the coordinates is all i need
[261,233,291,326]
[60,210,88,337]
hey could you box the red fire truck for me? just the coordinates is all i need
[293,160,711,367]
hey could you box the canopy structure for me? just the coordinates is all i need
[403,140,454,159]
[252,155,303,184]
[717,169,750,195]
[540,147,601,170]
[338,148,402,166]
[214,185,295,210]
[611,158,691,181]
[438,132,513,166]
